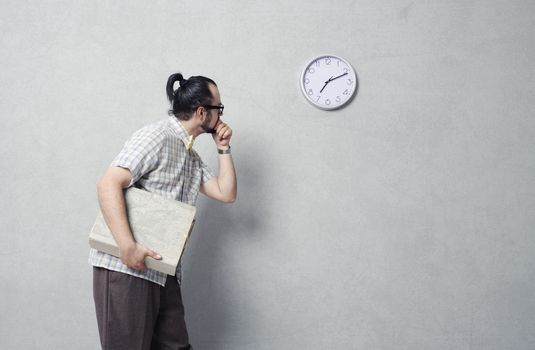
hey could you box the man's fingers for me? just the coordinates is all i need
[145,249,162,260]
[216,127,226,137]
[216,122,229,133]
[217,125,232,140]
[222,129,232,139]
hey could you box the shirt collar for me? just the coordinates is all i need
[168,116,195,150]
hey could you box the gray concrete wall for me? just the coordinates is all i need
[1,1,534,349]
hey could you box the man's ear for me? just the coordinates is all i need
[194,106,205,122]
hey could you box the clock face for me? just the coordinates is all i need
[300,55,358,110]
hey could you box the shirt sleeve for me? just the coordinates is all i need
[110,129,164,187]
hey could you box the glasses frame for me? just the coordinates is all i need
[203,104,224,116]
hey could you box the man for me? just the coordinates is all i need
[89,73,237,350]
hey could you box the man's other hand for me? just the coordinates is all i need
[119,242,162,271]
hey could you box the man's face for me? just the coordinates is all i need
[201,84,223,133]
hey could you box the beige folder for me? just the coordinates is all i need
[89,187,196,275]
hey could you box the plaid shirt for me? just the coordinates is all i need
[89,116,214,286]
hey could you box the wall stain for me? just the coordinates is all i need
[399,1,415,22]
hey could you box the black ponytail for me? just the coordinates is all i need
[166,72,217,120]
[166,73,183,103]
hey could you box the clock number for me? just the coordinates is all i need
[347,78,353,85]
[325,57,331,65]
[335,96,341,103]
[343,89,350,95]
[325,99,331,106]
[343,68,349,73]
[315,60,320,67]
[307,89,313,96]
[305,78,310,85]
[308,67,315,74]
[316,96,321,102]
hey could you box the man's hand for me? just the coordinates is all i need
[212,121,232,149]
[119,241,162,271]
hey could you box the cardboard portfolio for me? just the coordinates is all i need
[89,187,196,275]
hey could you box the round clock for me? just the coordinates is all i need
[300,55,358,110]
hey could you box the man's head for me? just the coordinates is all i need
[166,73,223,134]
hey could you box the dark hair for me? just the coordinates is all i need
[166,73,217,120]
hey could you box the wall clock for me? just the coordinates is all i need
[300,55,358,110]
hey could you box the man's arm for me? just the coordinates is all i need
[200,152,237,203]
[200,122,237,203]
[96,166,161,270]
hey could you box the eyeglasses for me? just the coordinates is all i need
[203,104,224,116]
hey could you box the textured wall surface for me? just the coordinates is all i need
[1,1,534,349]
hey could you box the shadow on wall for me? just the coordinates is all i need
[183,141,270,343]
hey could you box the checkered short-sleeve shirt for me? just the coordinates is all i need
[89,116,214,286]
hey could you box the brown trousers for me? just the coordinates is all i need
[93,267,192,350]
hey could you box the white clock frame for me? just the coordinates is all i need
[300,54,358,110]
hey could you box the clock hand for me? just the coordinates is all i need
[320,76,334,93]
[329,72,349,81]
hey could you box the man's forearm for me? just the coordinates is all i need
[216,152,237,202]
